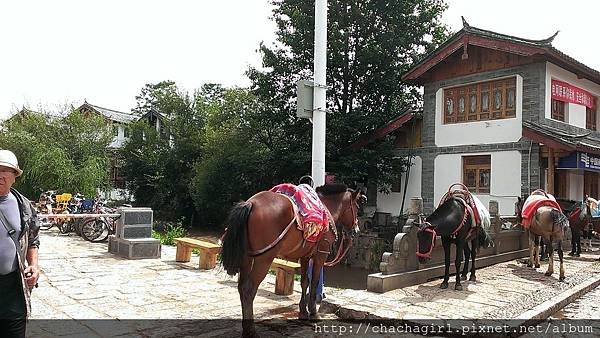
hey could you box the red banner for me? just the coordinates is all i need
[551,79,595,109]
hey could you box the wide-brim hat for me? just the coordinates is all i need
[0,150,23,177]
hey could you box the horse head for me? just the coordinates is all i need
[316,184,365,237]
[415,197,468,263]
[338,188,366,237]
[416,215,436,264]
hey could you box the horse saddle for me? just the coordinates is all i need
[440,184,484,228]
[521,190,562,228]
[270,183,332,242]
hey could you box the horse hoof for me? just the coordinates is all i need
[440,282,448,289]
[535,264,541,269]
[527,263,533,268]
[460,274,467,281]
[559,276,566,282]
[455,284,463,291]
[545,271,553,277]
[299,311,309,320]
[309,312,321,321]
[469,275,476,282]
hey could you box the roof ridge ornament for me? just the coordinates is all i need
[541,30,560,45]
[461,16,470,29]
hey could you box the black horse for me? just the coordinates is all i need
[416,196,493,290]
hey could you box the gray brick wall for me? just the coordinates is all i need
[400,63,547,213]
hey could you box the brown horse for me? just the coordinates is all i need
[220,183,363,337]
[515,191,570,281]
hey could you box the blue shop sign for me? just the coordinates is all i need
[580,152,600,171]
[557,152,600,172]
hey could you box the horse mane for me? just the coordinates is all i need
[550,209,570,229]
[316,183,349,196]
[427,197,461,222]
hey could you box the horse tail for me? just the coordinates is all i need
[477,226,494,249]
[221,201,253,276]
[551,209,570,233]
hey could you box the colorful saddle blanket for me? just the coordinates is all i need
[522,191,562,228]
[270,183,331,242]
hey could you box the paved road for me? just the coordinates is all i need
[517,286,600,338]
[27,229,600,337]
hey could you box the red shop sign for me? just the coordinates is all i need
[551,79,595,109]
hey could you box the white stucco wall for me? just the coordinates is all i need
[109,125,127,148]
[376,156,422,216]
[567,171,584,201]
[545,62,600,128]
[435,75,523,147]
[434,151,521,216]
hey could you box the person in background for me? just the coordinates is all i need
[0,150,40,338]
[298,175,325,303]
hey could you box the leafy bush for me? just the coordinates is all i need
[152,220,187,245]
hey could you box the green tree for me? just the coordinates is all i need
[190,87,273,227]
[247,0,449,189]
[0,109,113,198]
[122,81,206,224]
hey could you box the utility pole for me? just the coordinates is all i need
[311,0,327,187]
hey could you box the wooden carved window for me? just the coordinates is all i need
[586,106,597,131]
[551,99,565,122]
[443,77,516,124]
[463,155,491,194]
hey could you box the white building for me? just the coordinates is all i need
[374,21,600,217]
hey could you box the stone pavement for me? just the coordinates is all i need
[28,229,600,337]
[322,254,600,321]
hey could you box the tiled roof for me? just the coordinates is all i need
[79,103,138,124]
[350,108,419,150]
[403,19,600,85]
[522,120,600,155]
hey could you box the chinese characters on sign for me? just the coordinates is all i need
[579,152,600,172]
[551,79,595,109]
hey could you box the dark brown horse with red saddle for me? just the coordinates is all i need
[221,182,364,337]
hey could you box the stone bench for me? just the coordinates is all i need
[270,258,301,296]
[175,237,221,269]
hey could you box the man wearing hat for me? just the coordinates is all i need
[0,150,40,337]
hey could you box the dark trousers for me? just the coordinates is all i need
[571,227,582,254]
[0,270,26,338]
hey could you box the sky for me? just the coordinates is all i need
[1,0,599,119]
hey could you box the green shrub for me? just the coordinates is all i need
[152,220,187,245]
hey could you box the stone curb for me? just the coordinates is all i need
[516,271,600,324]
[319,269,600,335]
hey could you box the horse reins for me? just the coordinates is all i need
[323,196,358,266]
[416,222,436,258]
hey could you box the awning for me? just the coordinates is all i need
[522,121,600,156]
[350,111,415,150]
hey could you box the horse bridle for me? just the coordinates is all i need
[416,221,437,259]
[340,192,359,232]
[323,192,360,267]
